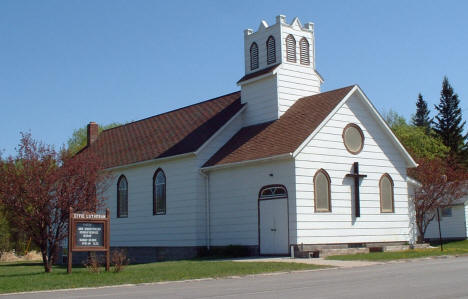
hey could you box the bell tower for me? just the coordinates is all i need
[239,15,323,126]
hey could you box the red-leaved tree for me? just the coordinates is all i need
[409,157,468,243]
[0,133,110,272]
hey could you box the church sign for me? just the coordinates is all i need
[67,208,110,273]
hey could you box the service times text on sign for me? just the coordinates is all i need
[76,223,104,247]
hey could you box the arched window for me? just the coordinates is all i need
[153,169,166,215]
[266,36,276,65]
[117,175,128,218]
[380,174,394,213]
[299,37,310,65]
[250,42,259,70]
[259,185,288,200]
[286,34,296,63]
[314,169,331,212]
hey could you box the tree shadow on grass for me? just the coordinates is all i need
[0,262,43,267]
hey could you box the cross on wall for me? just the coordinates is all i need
[345,162,367,218]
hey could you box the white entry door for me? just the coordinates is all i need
[259,198,289,255]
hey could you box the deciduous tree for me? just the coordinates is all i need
[0,133,110,272]
[409,158,468,242]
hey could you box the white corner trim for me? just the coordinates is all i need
[195,105,247,156]
[354,85,418,168]
[104,152,196,172]
[292,85,358,157]
[201,153,293,172]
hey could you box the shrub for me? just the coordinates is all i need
[83,252,101,273]
[111,249,129,273]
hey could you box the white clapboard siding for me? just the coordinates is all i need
[241,17,321,126]
[241,77,279,126]
[105,156,206,247]
[425,205,467,239]
[466,203,468,238]
[208,159,295,246]
[293,92,413,245]
[277,25,320,116]
[244,22,281,75]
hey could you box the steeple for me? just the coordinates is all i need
[239,15,323,126]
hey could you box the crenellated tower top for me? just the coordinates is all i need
[239,15,323,126]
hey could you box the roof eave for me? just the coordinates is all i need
[104,152,196,172]
[201,153,293,172]
[354,85,418,168]
[292,85,358,157]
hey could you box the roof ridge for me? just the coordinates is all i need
[101,90,241,133]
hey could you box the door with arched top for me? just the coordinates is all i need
[258,185,289,255]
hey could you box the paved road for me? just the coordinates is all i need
[4,256,468,299]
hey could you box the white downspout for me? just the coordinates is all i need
[200,169,211,250]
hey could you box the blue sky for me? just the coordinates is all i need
[1,1,467,156]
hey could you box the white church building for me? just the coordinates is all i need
[81,15,419,261]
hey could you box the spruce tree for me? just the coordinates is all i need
[412,93,431,133]
[433,76,467,156]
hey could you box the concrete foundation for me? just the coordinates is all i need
[292,242,410,258]
[59,245,259,265]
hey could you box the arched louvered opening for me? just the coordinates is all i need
[314,169,331,212]
[153,169,166,215]
[379,174,394,213]
[299,37,310,65]
[286,34,296,63]
[117,175,128,218]
[250,42,259,70]
[266,36,276,65]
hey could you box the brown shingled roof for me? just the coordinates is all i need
[82,91,243,169]
[203,85,355,167]
[237,64,280,84]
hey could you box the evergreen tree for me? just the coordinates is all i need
[411,93,431,133]
[433,76,467,156]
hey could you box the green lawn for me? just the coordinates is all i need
[326,240,468,261]
[0,260,323,294]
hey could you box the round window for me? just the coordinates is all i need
[343,124,364,154]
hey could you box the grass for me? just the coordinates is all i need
[326,240,468,261]
[0,260,324,294]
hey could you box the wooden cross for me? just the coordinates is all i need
[346,162,367,217]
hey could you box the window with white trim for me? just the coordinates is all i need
[259,186,287,200]
[117,175,128,218]
[380,174,394,213]
[153,169,166,215]
[314,169,331,212]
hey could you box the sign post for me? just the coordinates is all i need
[67,207,110,273]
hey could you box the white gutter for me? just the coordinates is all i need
[199,169,211,250]
[201,153,293,172]
[194,105,247,156]
[104,152,196,171]
[406,176,422,187]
